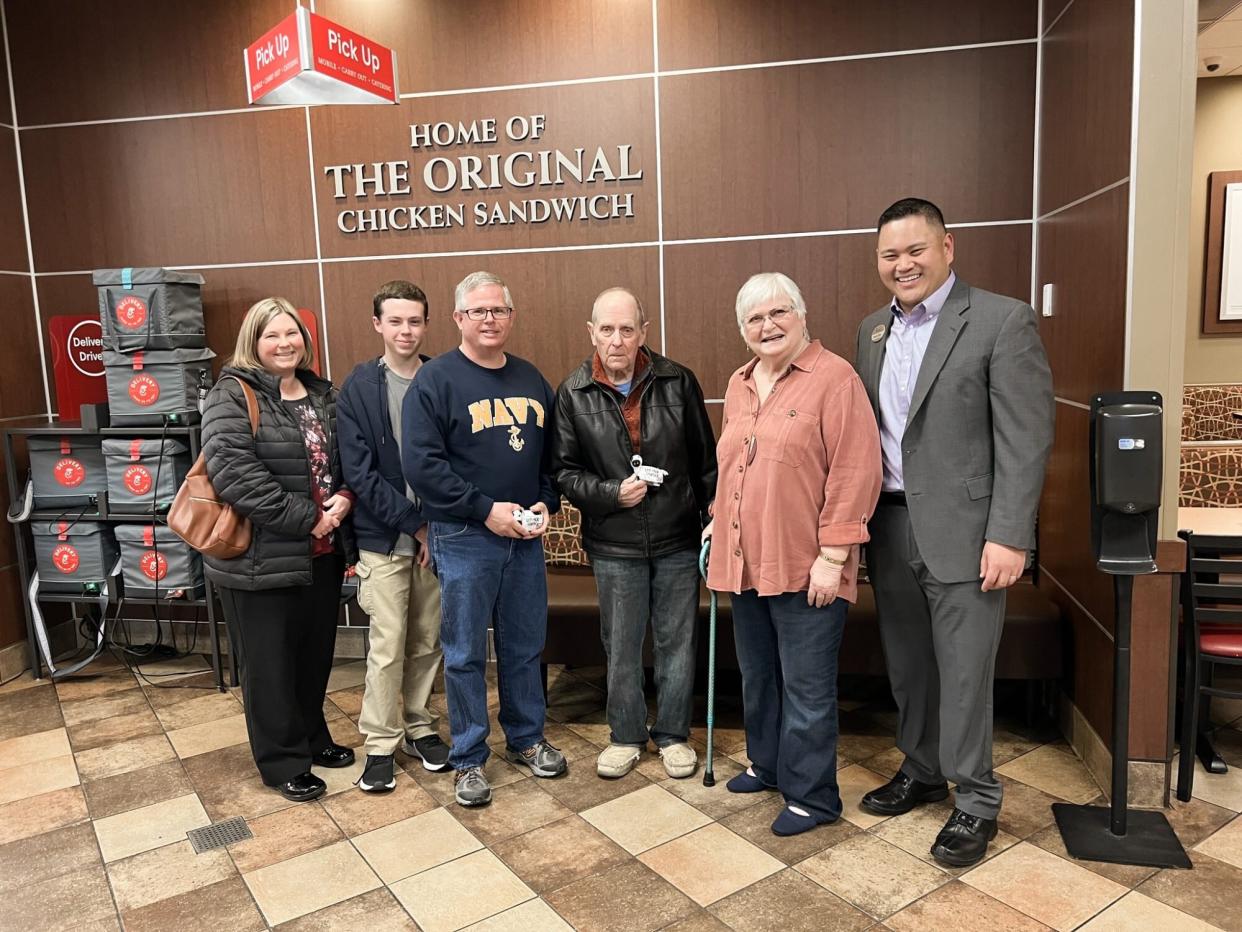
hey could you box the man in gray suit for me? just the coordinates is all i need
[854,198,1053,868]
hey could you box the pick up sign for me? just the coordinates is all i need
[245,7,398,106]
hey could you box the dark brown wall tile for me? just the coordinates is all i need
[321,247,660,388]
[5,0,294,125]
[0,34,11,126]
[1038,0,1134,214]
[1044,578,1115,747]
[1039,401,1112,630]
[663,224,1032,399]
[0,134,26,270]
[660,45,1036,241]
[1130,570,1174,759]
[658,0,1036,71]
[0,274,45,419]
[309,79,656,259]
[21,109,317,272]
[0,565,26,650]
[1034,182,1128,405]
[319,0,653,95]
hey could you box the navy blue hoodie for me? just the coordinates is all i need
[401,348,559,524]
[337,356,430,554]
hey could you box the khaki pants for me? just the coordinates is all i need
[355,549,443,756]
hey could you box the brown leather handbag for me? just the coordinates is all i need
[168,376,260,559]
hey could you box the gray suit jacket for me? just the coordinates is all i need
[854,277,1054,583]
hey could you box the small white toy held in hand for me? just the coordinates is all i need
[630,455,668,486]
[511,508,545,532]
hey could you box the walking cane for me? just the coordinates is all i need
[699,536,717,787]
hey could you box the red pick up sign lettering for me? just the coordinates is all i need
[245,8,398,106]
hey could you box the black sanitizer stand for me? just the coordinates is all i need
[1052,391,1190,869]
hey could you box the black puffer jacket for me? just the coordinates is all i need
[552,350,717,559]
[201,366,356,590]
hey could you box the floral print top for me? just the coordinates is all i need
[285,397,334,556]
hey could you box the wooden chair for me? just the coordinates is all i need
[1177,530,1242,801]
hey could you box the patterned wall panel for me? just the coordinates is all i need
[1181,447,1242,508]
[1182,384,1242,442]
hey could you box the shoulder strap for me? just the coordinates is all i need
[226,375,260,437]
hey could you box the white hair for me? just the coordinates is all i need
[734,272,808,332]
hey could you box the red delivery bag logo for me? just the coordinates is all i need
[140,550,168,581]
[51,544,80,574]
[115,296,149,331]
[124,465,153,495]
[53,457,86,487]
[129,374,160,406]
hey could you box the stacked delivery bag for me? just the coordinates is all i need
[94,268,214,427]
[92,267,207,598]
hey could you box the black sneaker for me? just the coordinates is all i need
[403,734,451,772]
[356,754,396,793]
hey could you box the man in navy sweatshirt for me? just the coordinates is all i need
[337,281,450,794]
[402,270,565,807]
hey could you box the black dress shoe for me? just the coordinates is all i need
[860,771,949,815]
[312,744,356,768]
[930,808,998,867]
[277,771,327,802]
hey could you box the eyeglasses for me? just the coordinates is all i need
[743,307,795,331]
[460,306,513,321]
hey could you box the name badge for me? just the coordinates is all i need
[870,324,886,343]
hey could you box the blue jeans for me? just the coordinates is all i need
[430,520,548,770]
[730,589,847,821]
[591,548,699,747]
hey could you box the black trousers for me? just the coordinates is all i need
[217,554,344,785]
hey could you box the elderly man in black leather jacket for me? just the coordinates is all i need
[552,287,717,780]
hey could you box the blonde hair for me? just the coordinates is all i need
[454,271,513,311]
[229,297,315,371]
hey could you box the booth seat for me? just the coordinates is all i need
[540,501,1065,706]
[1181,383,1242,508]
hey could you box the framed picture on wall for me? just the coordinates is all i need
[1203,169,1242,335]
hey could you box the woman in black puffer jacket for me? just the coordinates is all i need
[202,296,358,802]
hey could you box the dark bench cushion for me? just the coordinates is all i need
[543,568,1063,681]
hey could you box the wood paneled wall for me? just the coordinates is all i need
[1034,0,1151,756]
[1,1,1040,645]
[0,30,34,648]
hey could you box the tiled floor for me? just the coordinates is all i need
[3,657,1242,931]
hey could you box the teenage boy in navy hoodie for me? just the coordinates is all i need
[402,270,565,808]
[338,280,450,793]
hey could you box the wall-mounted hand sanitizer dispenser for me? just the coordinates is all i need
[1089,392,1162,575]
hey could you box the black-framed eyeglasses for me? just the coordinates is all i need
[743,306,795,331]
[460,306,514,321]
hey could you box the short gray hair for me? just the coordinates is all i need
[734,272,807,331]
[590,286,647,326]
[455,271,513,311]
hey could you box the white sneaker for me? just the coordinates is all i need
[596,744,641,778]
[659,742,698,779]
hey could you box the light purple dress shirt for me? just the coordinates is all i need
[878,271,956,491]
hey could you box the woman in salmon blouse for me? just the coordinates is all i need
[705,272,882,836]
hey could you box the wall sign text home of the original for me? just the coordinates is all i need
[322,114,644,234]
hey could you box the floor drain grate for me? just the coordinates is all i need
[187,816,253,854]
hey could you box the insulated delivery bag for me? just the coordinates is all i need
[31,520,119,592]
[102,438,191,513]
[114,524,203,598]
[27,436,107,509]
[93,267,207,352]
[103,347,215,426]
